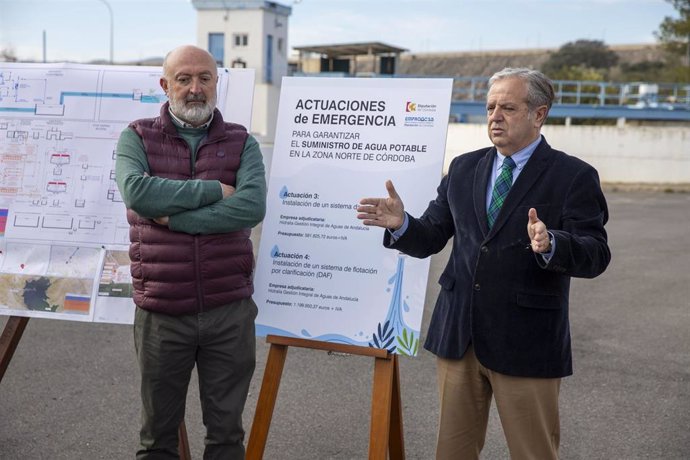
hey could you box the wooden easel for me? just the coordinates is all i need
[0,316,29,383]
[0,316,193,460]
[246,334,405,460]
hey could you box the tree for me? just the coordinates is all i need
[546,65,606,82]
[1,46,18,62]
[655,0,690,66]
[542,40,619,77]
[617,61,666,82]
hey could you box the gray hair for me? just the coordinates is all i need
[489,68,555,113]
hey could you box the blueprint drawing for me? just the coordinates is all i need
[0,63,249,323]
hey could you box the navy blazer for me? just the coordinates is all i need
[386,137,611,378]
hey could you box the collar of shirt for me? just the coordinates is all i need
[494,135,543,178]
[168,107,214,130]
[486,135,543,210]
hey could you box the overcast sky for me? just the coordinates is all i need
[0,0,679,63]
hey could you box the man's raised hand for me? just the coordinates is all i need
[356,180,405,230]
[527,208,551,253]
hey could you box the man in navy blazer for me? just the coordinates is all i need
[357,68,610,459]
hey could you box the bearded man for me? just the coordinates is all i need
[115,45,266,459]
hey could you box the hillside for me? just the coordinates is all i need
[399,44,664,77]
[339,44,666,77]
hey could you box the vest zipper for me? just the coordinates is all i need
[191,141,203,311]
[190,131,224,312]
[194,235,204,312]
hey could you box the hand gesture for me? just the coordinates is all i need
[527,208,551,253]
[356,180,405,230]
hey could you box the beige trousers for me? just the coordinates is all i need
[435,345,561,460]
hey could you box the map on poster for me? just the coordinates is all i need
[254,77,452,355]
[0,62,254,323]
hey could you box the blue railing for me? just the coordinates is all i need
[450,76,690,109]
[448,77,690,122]
[292,71,690,121]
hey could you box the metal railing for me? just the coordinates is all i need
[290,71,690,120]
[451,76,690,109]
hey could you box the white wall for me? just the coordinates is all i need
[252,83,282,141]
[262,10,289,86]
[196,10,263,70]
[196,7,289,140]
[445,124,690,184]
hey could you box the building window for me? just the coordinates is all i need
[265,34,273,84]
[233,33,248,47]
[277,38,283,53]
[208,33,224,66]
[232,58,247,68]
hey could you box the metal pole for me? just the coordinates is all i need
[42,30,46,63]
[97,0,114,64]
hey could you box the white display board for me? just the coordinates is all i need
[254,77,452,355]
[0,63,255,324]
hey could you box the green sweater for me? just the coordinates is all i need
[115,123,266,235]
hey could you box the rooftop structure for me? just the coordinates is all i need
[191,0,292,140]
[293,41,407,76]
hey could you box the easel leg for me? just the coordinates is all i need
[369,354,406,460]
[246,343,289,460]
[0,316,30,383]
[246,336,406,458]
[178,420,192,460]
[388,355,405,460]
[369,355,394,460]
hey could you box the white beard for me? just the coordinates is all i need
[169,93,216,126]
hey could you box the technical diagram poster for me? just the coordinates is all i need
[0,63,254,323]
[254,77,452,355]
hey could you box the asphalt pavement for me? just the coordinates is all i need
[1,190,689,459]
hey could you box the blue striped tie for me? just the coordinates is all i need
[487,156,516,228]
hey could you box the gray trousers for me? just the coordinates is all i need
[134,298,257,460]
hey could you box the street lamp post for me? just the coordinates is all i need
[97,0,114,64]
